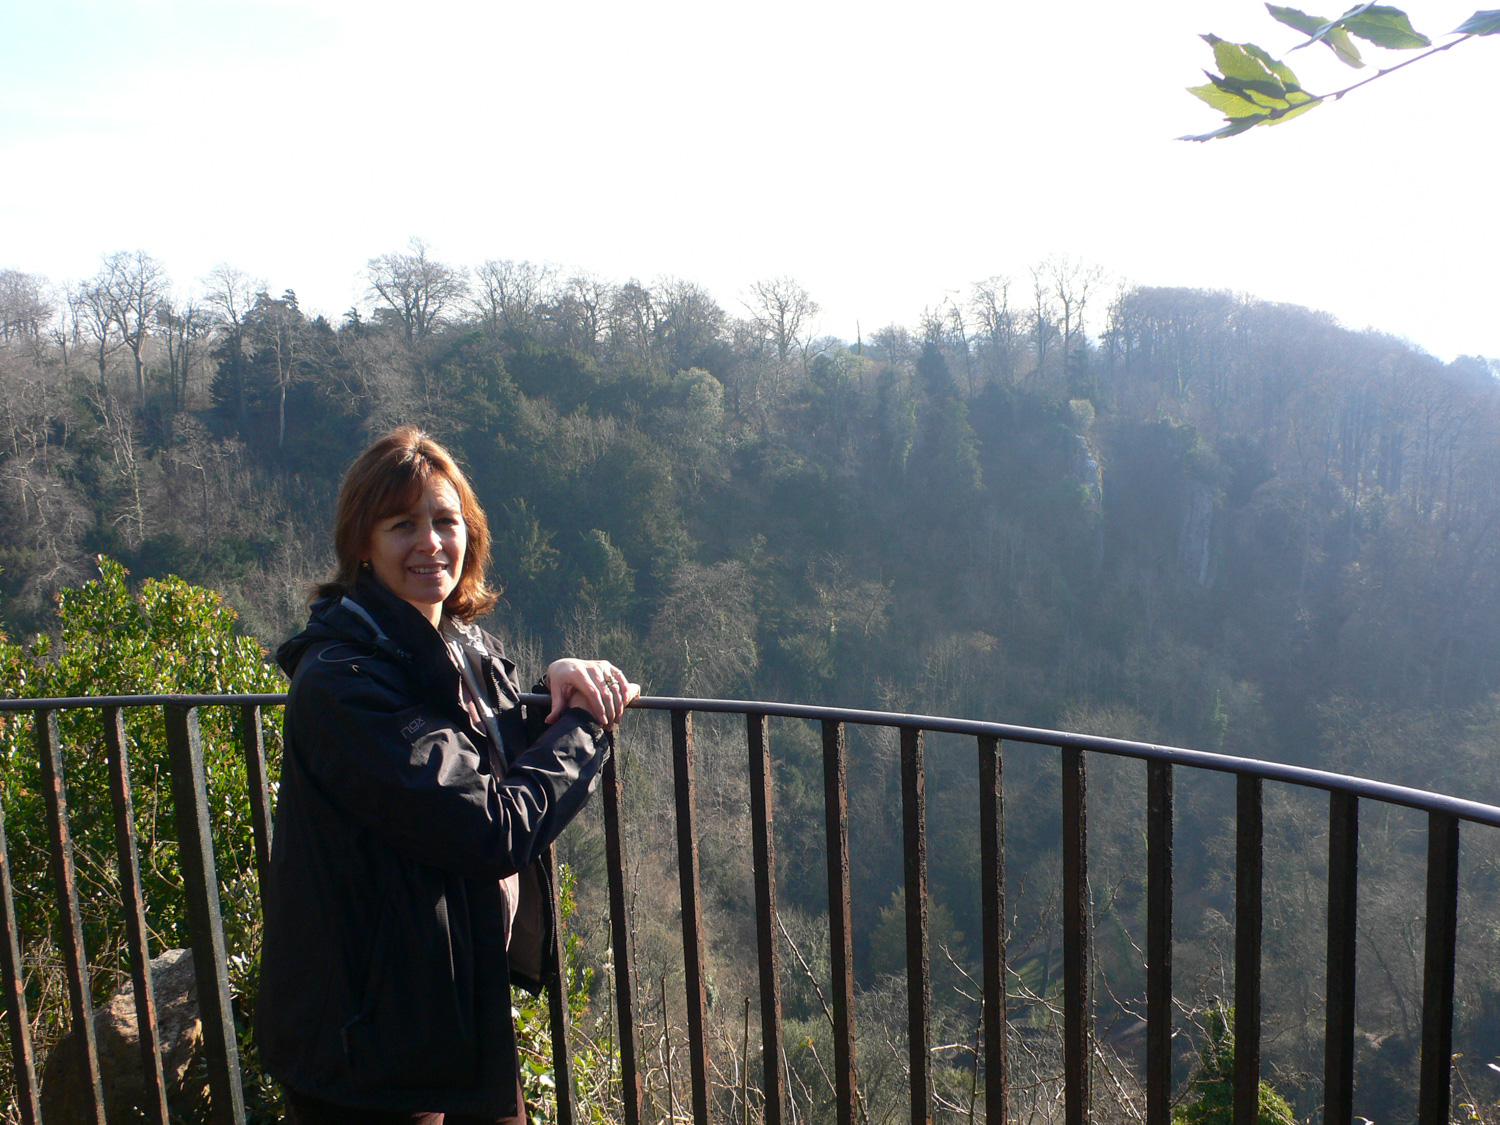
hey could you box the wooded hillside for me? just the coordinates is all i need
[3,249,1499,1121]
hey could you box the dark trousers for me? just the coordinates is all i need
[283,1082,527,1125]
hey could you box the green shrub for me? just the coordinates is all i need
[1173,1004,1296,1125]
[0,556,285,1119]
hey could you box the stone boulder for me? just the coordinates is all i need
[40,947,205,1122]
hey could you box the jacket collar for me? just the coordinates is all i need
[279,575,470,711]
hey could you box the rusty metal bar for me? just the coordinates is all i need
[748,713,786,1125]
[1324,793,1357,1125]
[1061,746,1091,1125]
[12,692,1500,827]
[545,845,576,1125]
[901,727,932,1125]
[3,685,1496,1125]
[823,718,860,1125]
[978,735,1007,1125]
[103,706,171,1125]
[1146,760,1173,1125]
[671,710,712,1125]
[36,707,107,1125]
[240,704,273,894]
[602,739,644,1125]
[1418,812,1459,1125]
[0,792,41,1125]
[163,705,247,1125]
[1234,775,1263,1125]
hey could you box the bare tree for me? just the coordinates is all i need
[366,237,467,348]
[472,258,557,336]
[655,278,727,373]
[746,276,818,364]
[646,560,759,696]
[552,273,614,354]
[156,295,210,411]
[970,276,1020,385]
[76,276,123,392]
[1027,265,1060,378]
[205,264,263,426]
[1047,255,1106,371]
[88,250,168,400]
[944,297,976,396]
[0,270,51,343]
[608,280,659,365]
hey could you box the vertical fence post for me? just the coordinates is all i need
[163,705,247,1125]
[1418,812,1459,1125]
[1146,761,1174,1125]
[822,719,860,1125]
[103,706,172,1125]
[1324,793,1358,1125]
[977,735,1007,1125]
[545,845,576,1125]
[671,710,712,1125]
[602,736,644,1125]
[1061,747,1091,1125]
[240,704,273,894]
[1234,775,1263,1125]
[748,713,786,1125]
[900,727,932,1125]
[36,707,107,1124]
[0,791,41,1125]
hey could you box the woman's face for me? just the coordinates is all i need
[364,475,467,627]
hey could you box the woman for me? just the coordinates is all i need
[259,427,638,1124]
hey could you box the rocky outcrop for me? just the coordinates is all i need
[1179,481,1216,587]
[40,947,204,1122]
[1070,432,1104,516]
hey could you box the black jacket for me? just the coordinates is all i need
[258,575,609,1116]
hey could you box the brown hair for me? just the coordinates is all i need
[314,426,498,621]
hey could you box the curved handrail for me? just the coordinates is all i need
[4,690,1498,827]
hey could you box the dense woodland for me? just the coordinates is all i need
[2,246,1500,1123]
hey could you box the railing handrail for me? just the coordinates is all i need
[8,691,1499,828]
[0,689,1489,1124]
[0,694,291,710]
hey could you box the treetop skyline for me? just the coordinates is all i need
[1,0,1494,363]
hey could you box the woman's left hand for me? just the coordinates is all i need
[545,658,640,728]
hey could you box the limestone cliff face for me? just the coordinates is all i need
[1179,481,1217,588]
[1070,432,1104,516]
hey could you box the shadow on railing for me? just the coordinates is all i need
[0,692,1496,1125]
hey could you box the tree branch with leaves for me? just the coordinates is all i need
[1183,3,1500,140]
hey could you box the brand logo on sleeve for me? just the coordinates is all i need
[402,717,427,738]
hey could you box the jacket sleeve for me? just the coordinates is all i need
[287,655,610,880]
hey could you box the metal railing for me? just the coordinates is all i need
[0,691,1496,1125]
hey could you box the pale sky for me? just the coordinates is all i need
[2,0,1495,361]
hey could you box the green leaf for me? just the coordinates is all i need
[1204,34,1286,91]
[1322,26,1367,64]
[1266,97,1324,124]
[1189,82,1271,118]
[1245,41,1308,88]
[1179,116,1266,142]
[1268,4,1367,63]
[1198,37,1310,105]
[1453,9,1500,34]
[1267,4,1327,34]
[1341,5,1431,47]
[1204,71,1284,108]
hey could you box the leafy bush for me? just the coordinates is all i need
[513,862,621,1123]
[1173,1004,1296,1125]
[0,556,285,1118]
